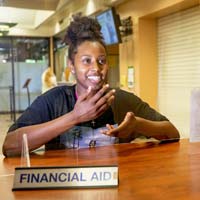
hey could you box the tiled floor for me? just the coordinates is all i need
[0,114,15,155]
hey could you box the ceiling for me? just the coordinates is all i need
[0,0,63,36]
[0,0,128,37]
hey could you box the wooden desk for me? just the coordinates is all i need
[1,139,200,200]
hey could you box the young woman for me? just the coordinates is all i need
[2,14,179,157]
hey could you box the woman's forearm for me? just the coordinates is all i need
[134,117,180,140]
[2,111,78,157]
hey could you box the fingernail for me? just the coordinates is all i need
[105,84,109,88]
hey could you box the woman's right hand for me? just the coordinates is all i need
[72,84,115,123]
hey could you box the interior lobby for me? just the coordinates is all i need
[1,0,200,145]
[1,1,200,199]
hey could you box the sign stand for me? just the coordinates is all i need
[20,133,31,167]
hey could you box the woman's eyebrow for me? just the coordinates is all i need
[98,55,106,58]
[82,55,91,57]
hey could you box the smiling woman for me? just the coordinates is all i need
[68,41,108,92]
[2,13,179,157]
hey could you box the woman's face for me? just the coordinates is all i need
[70,41,108,94]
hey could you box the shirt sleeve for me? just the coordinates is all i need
[7,85,75,133]
[7,95,50,132]
[112,89,168,124]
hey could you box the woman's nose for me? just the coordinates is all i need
[91,61,100,71]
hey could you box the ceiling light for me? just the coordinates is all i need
[0,25,9,31]
[0,22,17,36]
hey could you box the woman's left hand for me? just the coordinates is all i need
[101,112,136,138]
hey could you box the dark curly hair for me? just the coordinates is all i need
[64,13,106,63]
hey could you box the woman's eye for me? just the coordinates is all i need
[98,58,106,65]
[82,58,91,65]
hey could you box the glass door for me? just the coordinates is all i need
[0,37,16,121]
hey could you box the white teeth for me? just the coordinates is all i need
[87,76,101,81]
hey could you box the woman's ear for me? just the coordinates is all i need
[67,59,75,74]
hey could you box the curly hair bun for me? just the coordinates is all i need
[64,13,105,46]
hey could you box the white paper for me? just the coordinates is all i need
[128,66,134,88]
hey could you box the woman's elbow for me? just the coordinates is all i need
[167,122,180,142]
[2,135,21,157]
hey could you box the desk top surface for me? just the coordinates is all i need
[1,139,200,200]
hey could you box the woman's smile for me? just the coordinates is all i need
[87,74,102,83]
